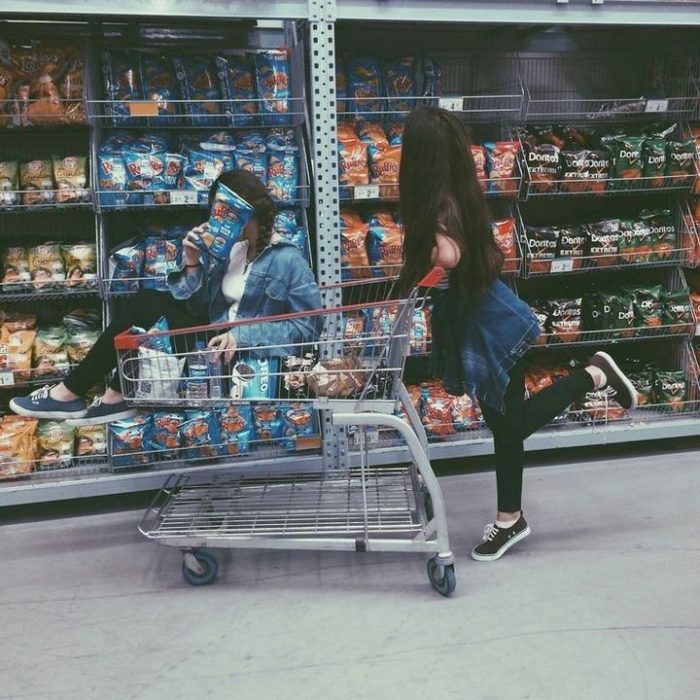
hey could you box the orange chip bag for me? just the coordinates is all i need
[0,416,38,477]
[340,208,370,279]
[368,143,401,185]
[338,139,369,187]
[471,145,487,191]
[357,120,389,149]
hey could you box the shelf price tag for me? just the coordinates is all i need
[0,370,15,387]
[128,101,159,118]
[645,99,669,113]
[169,190,198,205]
[354,185,380,200]
[438,97,464,112]
[550,258,574,274]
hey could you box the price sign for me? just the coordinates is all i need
[169,190,198,205]
[354,185,380,200]
[128,101,159,118]
[550,258,574,274]
[645,99,669,113]
[438,97,464,112]
[0,370,15,387]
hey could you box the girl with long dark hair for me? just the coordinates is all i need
[399,107,637,561]
[12,170,322,425]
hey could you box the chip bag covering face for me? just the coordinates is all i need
[206,182,255,262]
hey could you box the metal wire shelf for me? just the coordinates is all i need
[0,364,78,391]
[0,453,109,482]
[0,192,93,213]
[0,98,87,129]
[0,286,101,302]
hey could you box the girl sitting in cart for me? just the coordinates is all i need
[11,170,323,425]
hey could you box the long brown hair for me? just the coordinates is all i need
[209,169,277,257]
[398,106,502,298]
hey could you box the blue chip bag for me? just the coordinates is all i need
[253,49,291,126]
[237,131,266,153]
[109,239,144,292]
[198,131,237,153]
[266,128,297,151]
[148,412,184,458]
[272,208,298,238]
[266,146,298,203]
[252,403,284,443]
[347,57,383,120]
[421,57,442,102]
[109,414,153,469]
[137,132,173,153]
[384,57,417,115]
[130,315,173,354]
[387,122,404,147]
[104,132,135,150]
[216,55,257,127]
[101,50,141,125]
[98,147,128,207]
[185,148,231,186]
[279,403,319,451]
[140,54,179,126]
[123,148,165,188]
[142,236,181,291]
[218,403,254,456]
[163,153,186,189]
[180,410,221,460]
[234,149,268,185]
[207,181,255,261]
[173,56,222,127]
[336,59,351,116]
[230,357,280,400]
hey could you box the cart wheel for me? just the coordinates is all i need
[424,492,434,522]
[427,557,456,597]
[182,550,218,586]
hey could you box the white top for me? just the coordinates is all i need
[221,240,251,322]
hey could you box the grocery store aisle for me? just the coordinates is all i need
[3,449,699,700]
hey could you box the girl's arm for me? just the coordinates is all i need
[431,232,462,269]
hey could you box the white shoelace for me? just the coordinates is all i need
[30,386,51,401]
[89,397,102,409]
[482,523,499,542]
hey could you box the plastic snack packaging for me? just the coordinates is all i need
[357,120,389,150]
[148,412,184,459]
[110,414,153,468]
[618,220,653,265]
[338,133,370,188]
[1,312,37,332]
[529,303,549,345]
[173,55,221,126]
[52,155,88,203]
[266,145,299,203]
[642,138,667,188]
[347,57,383,120]
[101,50,142,125]
[20,159,55,205]
[63,307,100,331]
[524,143,561,193]
[216,54,257,127]
[639,209,676,262]
[623,361,654,408]
[75,424,107,457]
[218,403,253,456]
[605,135,644,191]
[204,181,255,261]
[420,383,456,437]
[234,148,268,185]
[599,290,635,338]
[140,54,179,126]
[585,149,610,193]
[307,356,366,398]
[470,146,487,190]
[142,235,181,292]
[97,146,128,207]
[493,218,519,273]
[555,225,586,270]
[559,149,595,194]
[336,59,350,116]
[61,243,97,287]
[384,57,417,115]
[65,329,101,364]
[625,284,664,330]
[27,243,65,290]
[525,225,559,273]
[548,298,583,343]
[229,357,279,400]
[367,210,404,277]
[661,288,693,333]
[163,152,186,191]
[653,370,686,411]
[386,122,404,147]
[279,403,319,451]
[253,49,291,126]
[340,208,370,280]
[130,317,183,401]
[576,388,626,423]
[368,143,401,196]
[252,404,284,443]
[109,239,144,292]
[485,141,519,195]
[2,246,30,291]
[0,416,38,477]
[0,161,20,206]
[33,326,69,378]
[585,219,621,268]
[665,139,696,186]
[410,306,431,355]
[420,57,442,102]
[0,324,36,381]
[37,420,74,469]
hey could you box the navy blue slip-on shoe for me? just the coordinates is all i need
[66,397,136,426]
[10,386,88,420]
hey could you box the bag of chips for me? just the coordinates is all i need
[470,145,487,191]
[142,236,181,292]
[347,57,382,120]
[367,210,403,278]
[140,54,179,126]
[618,220,652,265]
[110,414,153,468]
[419,383,455,437]
[661,288,693,333]
[33,326,69,377]
[576,388,627,423]
[524,143,560,193]
[368,143,401,196]
[27,243,65,290]
[560,149,593,193]
[74,424,106,457]
[216,54,257,127]
[0,325,36,381]
[556,225,586,270]
[485,142,519,195]
[279,403,319,451]
[252,404,284,443]
[653,370,686,411]
[253,49,291,126]
[109,239,144,293]
[37,420,74,469]
[20,159,55,205]
[306,356,365,398]
[605,136,644,191]
[97,146,128,207]
[625,284,664,331]
[340,208,370,280]
[585,219,620,268]
[549,298,583,343]
[205,181,255,261]
[0,416,37,477]
[147,411,184,459]
[101,50,142,125]
[338,135,370,188]
[173,55,221,127]
[639,209,676,262]
[410,306,431,355]
[493,218,519,273]
[665,139,696,186]
[53,155,89,203]
[218,403,254,456]
[0,161,20,206]
[597,290,635,338]
[529,303,549,346]
[61,243,97,287]
[357,121,389,149]
[525,226,558,273]
[625,366,654,408]
[234,148,268,185]
[642,138,666,188]
[2,246,30,291]
[384,57,416,115]
[65,329,100,364]
[266,146,299,203]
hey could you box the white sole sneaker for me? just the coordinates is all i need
[591,351,638,411]
[470,525,531,562]
[66,408,137,426]
[9,398,88,420]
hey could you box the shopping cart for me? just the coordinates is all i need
[114,269,456,596]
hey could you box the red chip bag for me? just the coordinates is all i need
[471,145,487,191]
[486,141,520,195]
[493,218,519,273]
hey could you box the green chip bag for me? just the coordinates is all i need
[606,136,644,192]
[641,138,666,188]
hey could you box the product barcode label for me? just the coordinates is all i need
[169,190,198,205]
[354,185,380,200]
[550,258,574,273]
[0,370,15,386]
[438,97,464,112]
[645,99,669,113]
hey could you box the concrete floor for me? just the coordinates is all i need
[2,449,699,700]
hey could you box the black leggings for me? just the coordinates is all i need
[64,290,206,396]
[479,360,594,513]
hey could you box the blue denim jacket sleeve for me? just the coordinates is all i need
[167,263,204,300]
[231,254,323,350]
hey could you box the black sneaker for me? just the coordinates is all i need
[66,397,136,426]
[471,515,531,562]
[589,351,638,410]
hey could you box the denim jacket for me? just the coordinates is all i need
[431,278,540,413]
[167,240,323,354]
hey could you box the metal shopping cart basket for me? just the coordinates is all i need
[114,269,456,596]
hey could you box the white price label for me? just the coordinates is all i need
[550,258,574,274]
[169,190,198,205]
[0,370,15,386]
[354,185,380,200]
[645,99,669,113]
[438,97,464,112]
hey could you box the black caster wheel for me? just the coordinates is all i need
[424,491,434,522]
[182,550,219,586]
[427,557,456,597]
